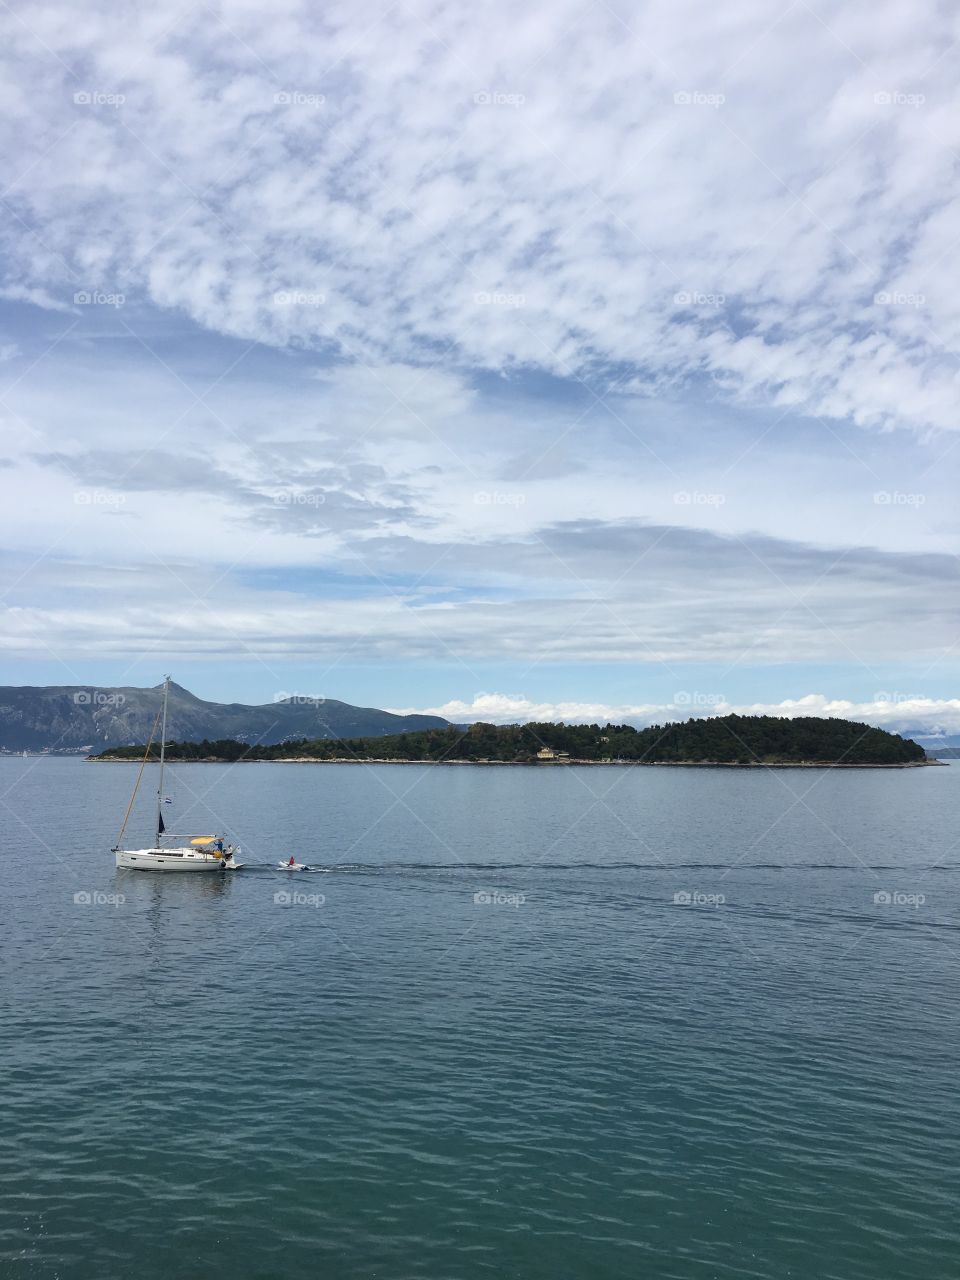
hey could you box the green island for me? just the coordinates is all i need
[89,714,930,767]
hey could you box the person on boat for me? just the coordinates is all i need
[288,855,296,867]
[215,838,224,853]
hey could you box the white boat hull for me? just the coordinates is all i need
[115,847,229,873]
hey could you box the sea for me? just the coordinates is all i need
[2,756,959,1280]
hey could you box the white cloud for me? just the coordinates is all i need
[3,336,956,572]
[1,519,958,672]
[387,691,960,737]
[1,0,959,433]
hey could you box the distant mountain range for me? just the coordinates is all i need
[898,728,960,756]
[0,682,450,752]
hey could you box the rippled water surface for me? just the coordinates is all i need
[2,757,960,1279]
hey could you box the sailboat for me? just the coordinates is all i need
[113,676,239,873]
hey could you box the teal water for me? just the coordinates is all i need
[2,757,960,1279]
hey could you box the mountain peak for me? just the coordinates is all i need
[161,680,203,700]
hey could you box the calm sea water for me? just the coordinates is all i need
[2,756,960,1279]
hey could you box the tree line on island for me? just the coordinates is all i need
[90,714,926,766]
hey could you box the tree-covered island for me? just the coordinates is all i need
[89,714,929,767]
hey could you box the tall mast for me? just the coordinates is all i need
[155,675,170,846]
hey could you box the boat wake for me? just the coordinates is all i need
[231,859,960,874]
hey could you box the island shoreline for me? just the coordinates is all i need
[88,756,943,768]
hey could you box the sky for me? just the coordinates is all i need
[1,0,959,736]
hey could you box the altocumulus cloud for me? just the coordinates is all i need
[0,0,959,433]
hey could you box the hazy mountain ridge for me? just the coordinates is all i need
[0,682,449,751]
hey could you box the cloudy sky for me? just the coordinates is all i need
[1,0,959,734]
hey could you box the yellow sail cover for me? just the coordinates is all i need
[190,836,218,845]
